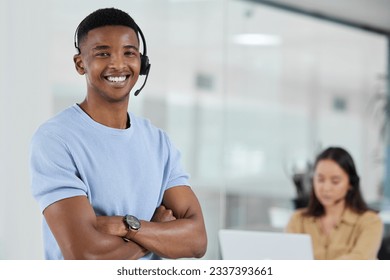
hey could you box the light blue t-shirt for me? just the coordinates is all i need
[30,104,189,259]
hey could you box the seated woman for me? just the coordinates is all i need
[286,147,383,259]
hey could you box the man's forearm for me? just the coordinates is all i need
[95,215,150,258]
[43,196,149,260]
[134,186,208,259]
[132,218,207,259]
[95,186,208,259]
[96,214,206,259]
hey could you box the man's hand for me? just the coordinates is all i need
[151,205,177,223]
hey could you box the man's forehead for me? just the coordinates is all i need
[81,25,139,46]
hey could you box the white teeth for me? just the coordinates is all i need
[107,76,126,82]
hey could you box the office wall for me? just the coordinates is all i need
[0,0,52,258]
[0,0,387,259]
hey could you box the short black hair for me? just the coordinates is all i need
[75,8,139,51]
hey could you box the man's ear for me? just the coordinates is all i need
[73,54,85,75]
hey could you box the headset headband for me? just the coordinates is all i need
[74,23,148,57]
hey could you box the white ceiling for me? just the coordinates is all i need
[49,0,390,35]
[250,0,390,34]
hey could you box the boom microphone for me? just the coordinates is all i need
[134,67,151,96]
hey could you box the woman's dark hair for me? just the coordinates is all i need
[304,146,371,217]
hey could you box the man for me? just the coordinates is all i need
[30,7,207,260]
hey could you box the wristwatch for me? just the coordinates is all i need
[123,214,141,241]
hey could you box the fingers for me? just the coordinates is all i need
[152,205,176,223]
[164,208,176,221]
[157,205,166,211]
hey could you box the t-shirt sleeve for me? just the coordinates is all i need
[163,132,190,190]
[30,128,88,213]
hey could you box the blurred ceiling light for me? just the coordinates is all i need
[233,33,282,46]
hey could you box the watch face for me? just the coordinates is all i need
[125,215,141,230]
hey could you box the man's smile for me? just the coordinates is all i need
[104,75,129,83]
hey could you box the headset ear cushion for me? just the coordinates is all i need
[140,54,150,76]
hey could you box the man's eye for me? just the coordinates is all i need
[96,52,109,57]
[124,51,135,56]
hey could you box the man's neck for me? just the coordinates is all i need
[78,99,129,129]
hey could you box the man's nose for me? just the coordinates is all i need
[109,54,126,69]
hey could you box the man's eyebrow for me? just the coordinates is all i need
[92,45,110,50]
[91,45,139,51]
[123,45,139,51]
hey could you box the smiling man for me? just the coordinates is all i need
[29,8,207,260]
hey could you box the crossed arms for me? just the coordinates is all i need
[43,185,207,260]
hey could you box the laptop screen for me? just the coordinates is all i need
[219,229,314,260]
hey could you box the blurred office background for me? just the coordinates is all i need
[1,0,389,259]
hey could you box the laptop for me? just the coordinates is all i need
[219,229,314,260]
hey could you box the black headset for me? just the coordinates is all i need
[74,23,151,96]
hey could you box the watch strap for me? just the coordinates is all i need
[123,228,138,241]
